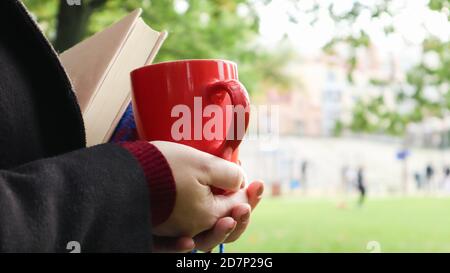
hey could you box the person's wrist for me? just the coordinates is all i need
[118,141,176,227]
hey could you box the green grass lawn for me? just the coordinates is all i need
[226,196,450,252]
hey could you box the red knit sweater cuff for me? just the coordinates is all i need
[118,141,176,227]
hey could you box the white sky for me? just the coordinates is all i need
[172,0,449,68]
[256,0,449,66]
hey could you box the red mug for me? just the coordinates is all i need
[130,59,250,163]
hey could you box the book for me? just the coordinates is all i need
[59,9,167,146]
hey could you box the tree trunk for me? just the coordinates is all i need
[54,0,107,52]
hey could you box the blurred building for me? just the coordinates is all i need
[407,116,450,148]
[260,44,402,137]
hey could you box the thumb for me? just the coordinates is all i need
[246,180,264,209]
[213,189,248,217]
[201,156,245,192]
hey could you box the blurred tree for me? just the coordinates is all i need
[22,0,293,94]
[54,0,108,51]
[307,0,450,136]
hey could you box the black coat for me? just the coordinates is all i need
[0,0,152,252]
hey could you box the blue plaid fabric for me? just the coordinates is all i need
[110,103,138,143]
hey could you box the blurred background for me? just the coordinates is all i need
[24,0,450,252]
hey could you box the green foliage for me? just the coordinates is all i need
[321,0,450,136]
[22,0,293,94]
[22,0,449,135]
[22,0,59,39]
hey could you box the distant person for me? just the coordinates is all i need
[425,164,435,191]
[414,171,423,190]
[301,160,309,193]
[441,166,450,193]
[445,166,450,177]
[356,167,367,207]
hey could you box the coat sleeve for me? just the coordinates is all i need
[0,143,152,253]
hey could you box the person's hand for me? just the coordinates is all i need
[193,180,263,252]
[151,141,249,238]
[151,181,264,253]
[152,235,196,253]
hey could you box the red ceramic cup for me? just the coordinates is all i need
[130,59,250,163]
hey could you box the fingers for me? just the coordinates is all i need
[213,188,248,217]
[217,181,264,243]
[202,156,245,192]
[193,217,237,252]
[224,203,251,243]
[153,140,245,192]
[152,236,195,253]
[152,180,265,252]
[246,180,264,209]
[213,180,264,217]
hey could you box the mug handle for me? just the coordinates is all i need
[206,79,250,161]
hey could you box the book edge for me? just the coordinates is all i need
[82,9,142,115]
[101,29,168,143]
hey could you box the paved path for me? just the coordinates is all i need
[239,136,450,195]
